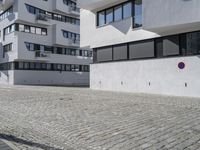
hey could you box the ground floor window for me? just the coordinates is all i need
[94,30,200,63]
[0,61,90,72]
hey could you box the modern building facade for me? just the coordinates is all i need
[0,0,92,85]
[79,0,200,97]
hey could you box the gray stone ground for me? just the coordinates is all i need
[0,86,200,150]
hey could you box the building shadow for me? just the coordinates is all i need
[0,133,68,150]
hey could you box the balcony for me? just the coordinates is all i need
[35,13,52,26]
[69,6,80,16]
[53,0,80,16]
[35,50,51,59]
[69,39,80,47]
[0,0,14,11]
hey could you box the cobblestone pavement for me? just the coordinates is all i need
[0,86,200,150]
[0,139,13,150]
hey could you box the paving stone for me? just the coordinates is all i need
[0,85,200,149]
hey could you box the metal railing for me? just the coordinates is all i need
[35,50,51,58]
[36,13,48,21]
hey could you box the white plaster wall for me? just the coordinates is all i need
[90,56,200,97]
[80,0,200,48]
[14,70,89,86]
[80,11,159,48]
[0,70,14,85]
[52,23,79,47]
[143,0,200,30]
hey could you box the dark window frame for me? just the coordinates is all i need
[97,0,142,28]
[93,29,200,63]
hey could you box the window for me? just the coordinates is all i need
[114,5,122,21]
[30,62,35,69]
[155,38,163,58]
[36,28,41,35]
[3,43,12,53]
[96,46,113,62]
[57,47,63,54]
[62,30,80,41]
[0,61,90,72]
[25,4,80,25]
[24,62,30,69]
[155,36,180,57]
[24,25,30,33]
[19,24,25,32]
[163,36,180,56]
[41,63,47,70]
[134,0,142,28]
[47,64,51,70]
[71,65,80,72]
[66,65,71,71]
[129,40,154,59]
[4,24,47,36]
[3,43,12,57]
[123,2,132,19]
[106,8,113,24]
[35,63,41,69]
[0,7,13,21]
[98,11,105,26]
[18,62,24,69]
[41,28,47,35]
[113,44,128,60]
[180,32,200,55]
[61,64,65,71]
[97,0,142,28]
[30,27,36,34]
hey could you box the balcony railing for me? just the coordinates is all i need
[36,13,48,21]
[70,38,80,45]
[69,6,80,13]
[35,50,51,58]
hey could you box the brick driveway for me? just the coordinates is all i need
[0,86,200,150]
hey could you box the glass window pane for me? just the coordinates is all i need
[134,0,142,28]
[123,2,132,18]
[98,11,105,26]
[155,38,163,58]
[30,27,36,34]
[114,5,122,21]
[181,32,200,55]
[106,8,113,24]
[36,28,41,34]
[24,25,30,33]
[41,28,47,35]
[19,24,25,32]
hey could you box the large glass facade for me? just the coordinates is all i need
[94,30,200,63]
[114,5,122,21]
[97,0,142,28]
[106,8,113,24]
[123,2,132,19]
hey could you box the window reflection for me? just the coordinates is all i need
[134,0,142,28]
[123,2,132,19]
[106,8,113,24]
[114,5,122,21]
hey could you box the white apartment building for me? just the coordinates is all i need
[0,0,92,85]
[79,0,200,97]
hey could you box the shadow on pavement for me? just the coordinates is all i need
[0,133,65,150]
